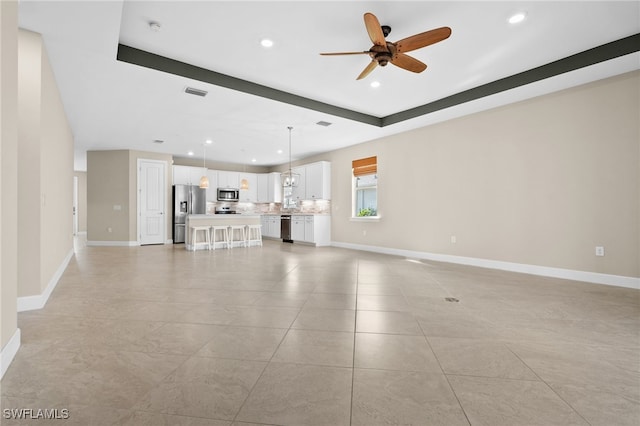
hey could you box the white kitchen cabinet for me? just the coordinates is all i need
[304,215,314,242]
[173,165,189,185]
[261,215,281,238]
[238,173,257,202]
[257,174,269,203]
[257,173,281,203]
[270,215,280,238]
[305,161,331,200]
[267,172,282,202]
[217,170,239,188]
[173,165,208,186]
[291,215,305,241]
[205,169,218,201]
[288,215,331,246]
[290,167,306,201]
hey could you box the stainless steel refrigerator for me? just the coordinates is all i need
[173,185,206,243]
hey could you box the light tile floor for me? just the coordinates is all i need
[1,237,639,425]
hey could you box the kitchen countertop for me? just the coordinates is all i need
[261,213,331,216]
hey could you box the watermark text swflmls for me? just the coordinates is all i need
[3,408,70,420]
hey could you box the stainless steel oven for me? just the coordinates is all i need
[281,215,292,243]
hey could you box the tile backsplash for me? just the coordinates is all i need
[206,199,331,215]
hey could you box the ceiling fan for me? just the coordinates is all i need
[320,12,452,80]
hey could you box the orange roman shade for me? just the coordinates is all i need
[352,156,377,177]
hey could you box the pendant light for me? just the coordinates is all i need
[199,143,209,189]
[281,126,299,187]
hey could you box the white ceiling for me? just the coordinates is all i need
[18,1,640,171]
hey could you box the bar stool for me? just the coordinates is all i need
[228,225,246,248]
[210,225,230,250]
[190,225,211,251]
[246,224,263,247]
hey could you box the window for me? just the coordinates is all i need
[352,156,378,218]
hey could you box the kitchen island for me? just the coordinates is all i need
[185,214,262,250]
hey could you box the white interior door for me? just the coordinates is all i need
[138,159,166,245]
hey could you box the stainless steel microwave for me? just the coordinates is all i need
[217,188,239,202]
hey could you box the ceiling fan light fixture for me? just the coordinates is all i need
[261,38,274,48]
[370,81,381,88]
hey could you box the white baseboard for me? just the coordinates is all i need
[331,241,640,290]
[0,328,21,379]
[86,240,139,247]
[17,249,74,312]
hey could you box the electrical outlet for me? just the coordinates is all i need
[107,227,112,233]
[450,236,457,244]
[595,246,605,257]
[363,230,367,236]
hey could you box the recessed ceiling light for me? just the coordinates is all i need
[251,158,257,163]
[508,12,526,24]
[187,151,194,156]
[277,149,283,154]
[261,39,274,48]
[205,139,213,144]
[370,81,381,88]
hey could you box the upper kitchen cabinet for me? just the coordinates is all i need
[205,169,218,201]
[217,170,239,188]
[257,172,282,203]
[290,166,306,201]
[305,161,331,200]
[239,173,257,202]
[173,165,207,186]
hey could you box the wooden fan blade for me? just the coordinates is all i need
[364,12,386,47]
[391,52,427,73]
[357,60,378,80]
[396,27,452,53]
[320,51,370,56]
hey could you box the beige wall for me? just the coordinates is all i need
[16,29,74,298]
[87,150,173,243]
[87,150,130,242]
[17,30,41,298]
[74,171,87,233]
[39,34,74,291]
[327,71,639,278]
[1,0,19,352]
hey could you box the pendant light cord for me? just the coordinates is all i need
[288,126,293,177]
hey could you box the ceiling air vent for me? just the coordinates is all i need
[184,87,208,97]
[316,120,332,127]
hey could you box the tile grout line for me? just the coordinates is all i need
[504,343,594,426]
[415,266,473,426]
[349,258,361,426]
[230,265,304,424]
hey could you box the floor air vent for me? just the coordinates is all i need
[444,297,459,302]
